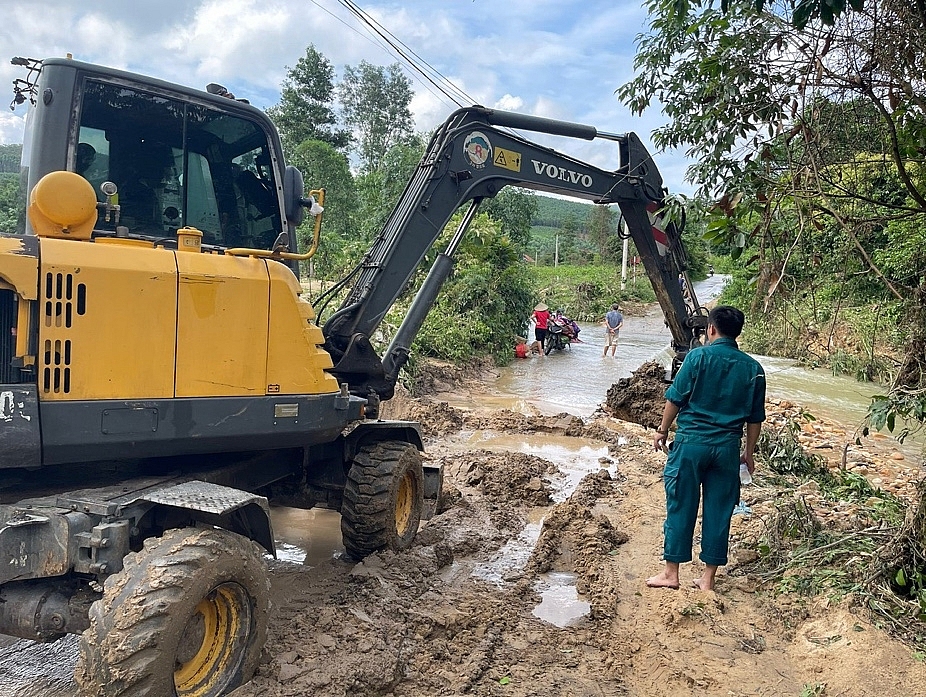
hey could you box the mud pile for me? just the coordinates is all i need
[603,360,668,429]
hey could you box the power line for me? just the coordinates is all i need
[305,0,465,113]
[334,0,475,108]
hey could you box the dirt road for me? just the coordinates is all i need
[224,384,925,697]
[2,360,925,696]
[195,353,926,697]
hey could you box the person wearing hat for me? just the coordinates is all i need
[530,303,551,357]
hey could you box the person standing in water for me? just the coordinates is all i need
[602,304,623,357]
[530,303,550,357]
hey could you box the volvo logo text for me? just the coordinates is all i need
[531,160,593,188]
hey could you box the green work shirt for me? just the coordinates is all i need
[664,337,766,446]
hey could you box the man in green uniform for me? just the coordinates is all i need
[647,305,766,591]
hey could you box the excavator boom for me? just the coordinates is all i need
[320,106,705,405]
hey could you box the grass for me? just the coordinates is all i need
[742,420,926,651]
[530,263,656,322]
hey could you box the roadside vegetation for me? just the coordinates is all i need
[618,0,925,445]
[616,0,926,652]
[743,411,926,651]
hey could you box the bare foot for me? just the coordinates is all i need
[645,572,680,589]
[692,578,714,591]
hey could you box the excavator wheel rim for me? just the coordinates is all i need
[395,469,416,537]
[174,581,252,696]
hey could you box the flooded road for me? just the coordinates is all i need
[455,275,901,433]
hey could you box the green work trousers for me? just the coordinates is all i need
[662,440,740,566]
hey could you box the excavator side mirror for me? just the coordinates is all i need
[283,165,306,226]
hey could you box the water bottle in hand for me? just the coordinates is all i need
[739,462,753,485]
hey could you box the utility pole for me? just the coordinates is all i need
[620,219,629,291]
[554,234,559,268]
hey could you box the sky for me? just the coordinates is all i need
[0,0,691,193]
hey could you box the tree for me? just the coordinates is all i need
[290,139,359,278]
[588,205,616,261]
[0,173,22,234]
[338,61,414,174]
[481,188,538,249]
[0,144,22,174]
[619,0,925,431]
[266,45,350,157]
[354,134,427,241]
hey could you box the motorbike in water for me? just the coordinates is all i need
[544,318,574,354]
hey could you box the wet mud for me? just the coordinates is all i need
[603,360,668,429]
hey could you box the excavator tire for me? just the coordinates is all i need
[76,527,270,697]
[340,440,424,560]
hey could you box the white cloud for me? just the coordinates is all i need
[0,112,26,146]
[494,94,523,112]
[0,0,691,192]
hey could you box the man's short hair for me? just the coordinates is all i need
[611,303,620,311]
[707,305,745,339]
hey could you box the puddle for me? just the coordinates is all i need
[466,431,621,585]
[269,506,344,566]
[531,572,591,628]
[471,521,543,585]
[461,431,616,502]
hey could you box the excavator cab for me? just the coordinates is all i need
[66,76,285,249]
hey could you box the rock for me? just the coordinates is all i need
[890,452,905,461]
[278,662,305,682]
[796,481,820,494]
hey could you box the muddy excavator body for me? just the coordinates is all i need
[0,56,703,696]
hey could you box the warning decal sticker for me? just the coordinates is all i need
[493,147,522,173]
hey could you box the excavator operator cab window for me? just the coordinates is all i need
[75,78,283,248]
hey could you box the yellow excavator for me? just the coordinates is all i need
[0,56,705,696]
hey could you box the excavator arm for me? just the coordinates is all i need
[319,106,706,408]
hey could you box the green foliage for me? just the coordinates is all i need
[266,45,349,157]
[529,198,630,266]
[866,390,926,444]
[0,144,22,174]
[873,215,926,288]
[291,139,358,278]
[0,173,23,235]
[588,205,618,261]
[791,0,865,29]
[618,1,787,195]
[410,213,533,363]
[338,61,414,174]
[532,194,593,229]
[529,264,656,322]
[799,683,827,697]
[481,188,538,248]
[757,412,827,477]
[354,134,427,241]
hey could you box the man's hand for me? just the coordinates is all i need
[740,451,755,474]
[653,431,668,451]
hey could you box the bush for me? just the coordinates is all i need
[529,264,656,321]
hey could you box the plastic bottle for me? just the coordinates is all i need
[739,462,753,486]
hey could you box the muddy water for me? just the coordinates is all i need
[457,276,909,438]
